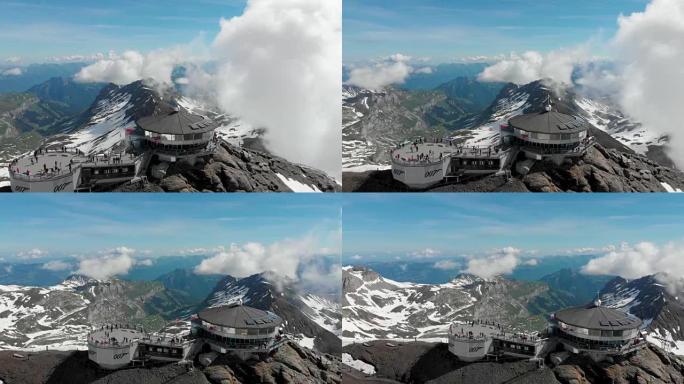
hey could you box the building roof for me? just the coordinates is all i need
[137,108,218,135]
[554,304,642,331]
[508,111,589,135]
[198,304,282,329]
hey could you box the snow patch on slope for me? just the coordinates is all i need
[343,353,376,375]
[67,93,133,154]
[300,294,341,336]
[276,173,322,193]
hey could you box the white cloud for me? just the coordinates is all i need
[478,48,588,85]
[479,0,684,169]
[408,248,440,258]
[5,56,21,64]
[76,246,135,280]
[299,263,341,293]
[351,254,363,260]
[582,242,684,280]
[47,53,105,63]
[41,260,71,271]
[455,55,505,63]
[74,0,341,178]
[177,247,224,256]
[414,67,433,74]
[186,0,342,179]
[136,259,154,266]
[346,53,416,89]
[611,0,684,169]
[522,258,538,266]
[565,245,616,255]
[16,248,48,260]
[433,260,459,270]
[74,49,193,86]
[2,67,22,76]
[194,236,318,279]
[464,247,521,280]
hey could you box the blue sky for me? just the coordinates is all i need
[344,0,650,63]
[0,194,340,260]
[342,194,684,260]
[0,0,246,62]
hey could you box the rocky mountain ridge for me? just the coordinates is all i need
[203,273,341,355]
[342,266,573,342]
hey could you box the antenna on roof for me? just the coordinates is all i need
[593,291,602,307]
[544,93,553,113]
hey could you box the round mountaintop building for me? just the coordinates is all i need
[197,304,282,330]
[191,302,284,356]
[508,110,590,146]
[136,105,218,159]
[551,299,645,360]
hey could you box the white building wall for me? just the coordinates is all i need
[392,157,450,189]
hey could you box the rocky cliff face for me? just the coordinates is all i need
[115,140,340,192]
[0,342,340,384]
[342,341,684,384]
[553,345,684,384]
[203,342,340,384]
[521,144,684,192]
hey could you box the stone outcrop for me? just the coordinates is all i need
[116,141,339,192]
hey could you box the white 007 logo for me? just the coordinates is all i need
[113,352,129,360]
[424,169,441,178]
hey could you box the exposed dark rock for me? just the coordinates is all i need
[0,341,339,384]
[343,342,684,384]
[116,141,339,193]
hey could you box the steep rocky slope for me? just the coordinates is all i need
[115,140,339,192]
[343,341,684,384]
[601,274,684,354]
[0,342,340,384]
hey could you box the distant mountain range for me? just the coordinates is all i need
[0,77,339,191]
[353,254,604,284]
[0,77,105,169]
[342,265,684,356]
[0,63,88,93]
[341,77,503,171]
[343,266,579,340]
[0,271,341,356]
[343,78,684,192]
